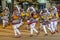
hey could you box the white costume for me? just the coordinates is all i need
[2,7,9,28]
[28,18,38,36]
[12,10,23,37]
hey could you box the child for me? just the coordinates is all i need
[20,9,25,21]
[39,10,44,31]
[12,7,23,37]
[25,12,30,30]
[1,7,9,29]
[27,18,39,37]
[40,10,51,35]
[50,8,59,34]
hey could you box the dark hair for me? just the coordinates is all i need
[13,7,18,11]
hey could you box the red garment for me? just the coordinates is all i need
[58,5,60,11]
[28,21,34,25]
[58,5,60,16]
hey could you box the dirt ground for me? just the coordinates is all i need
[0,22,60,40]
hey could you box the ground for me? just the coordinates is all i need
[0,22,60,40]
